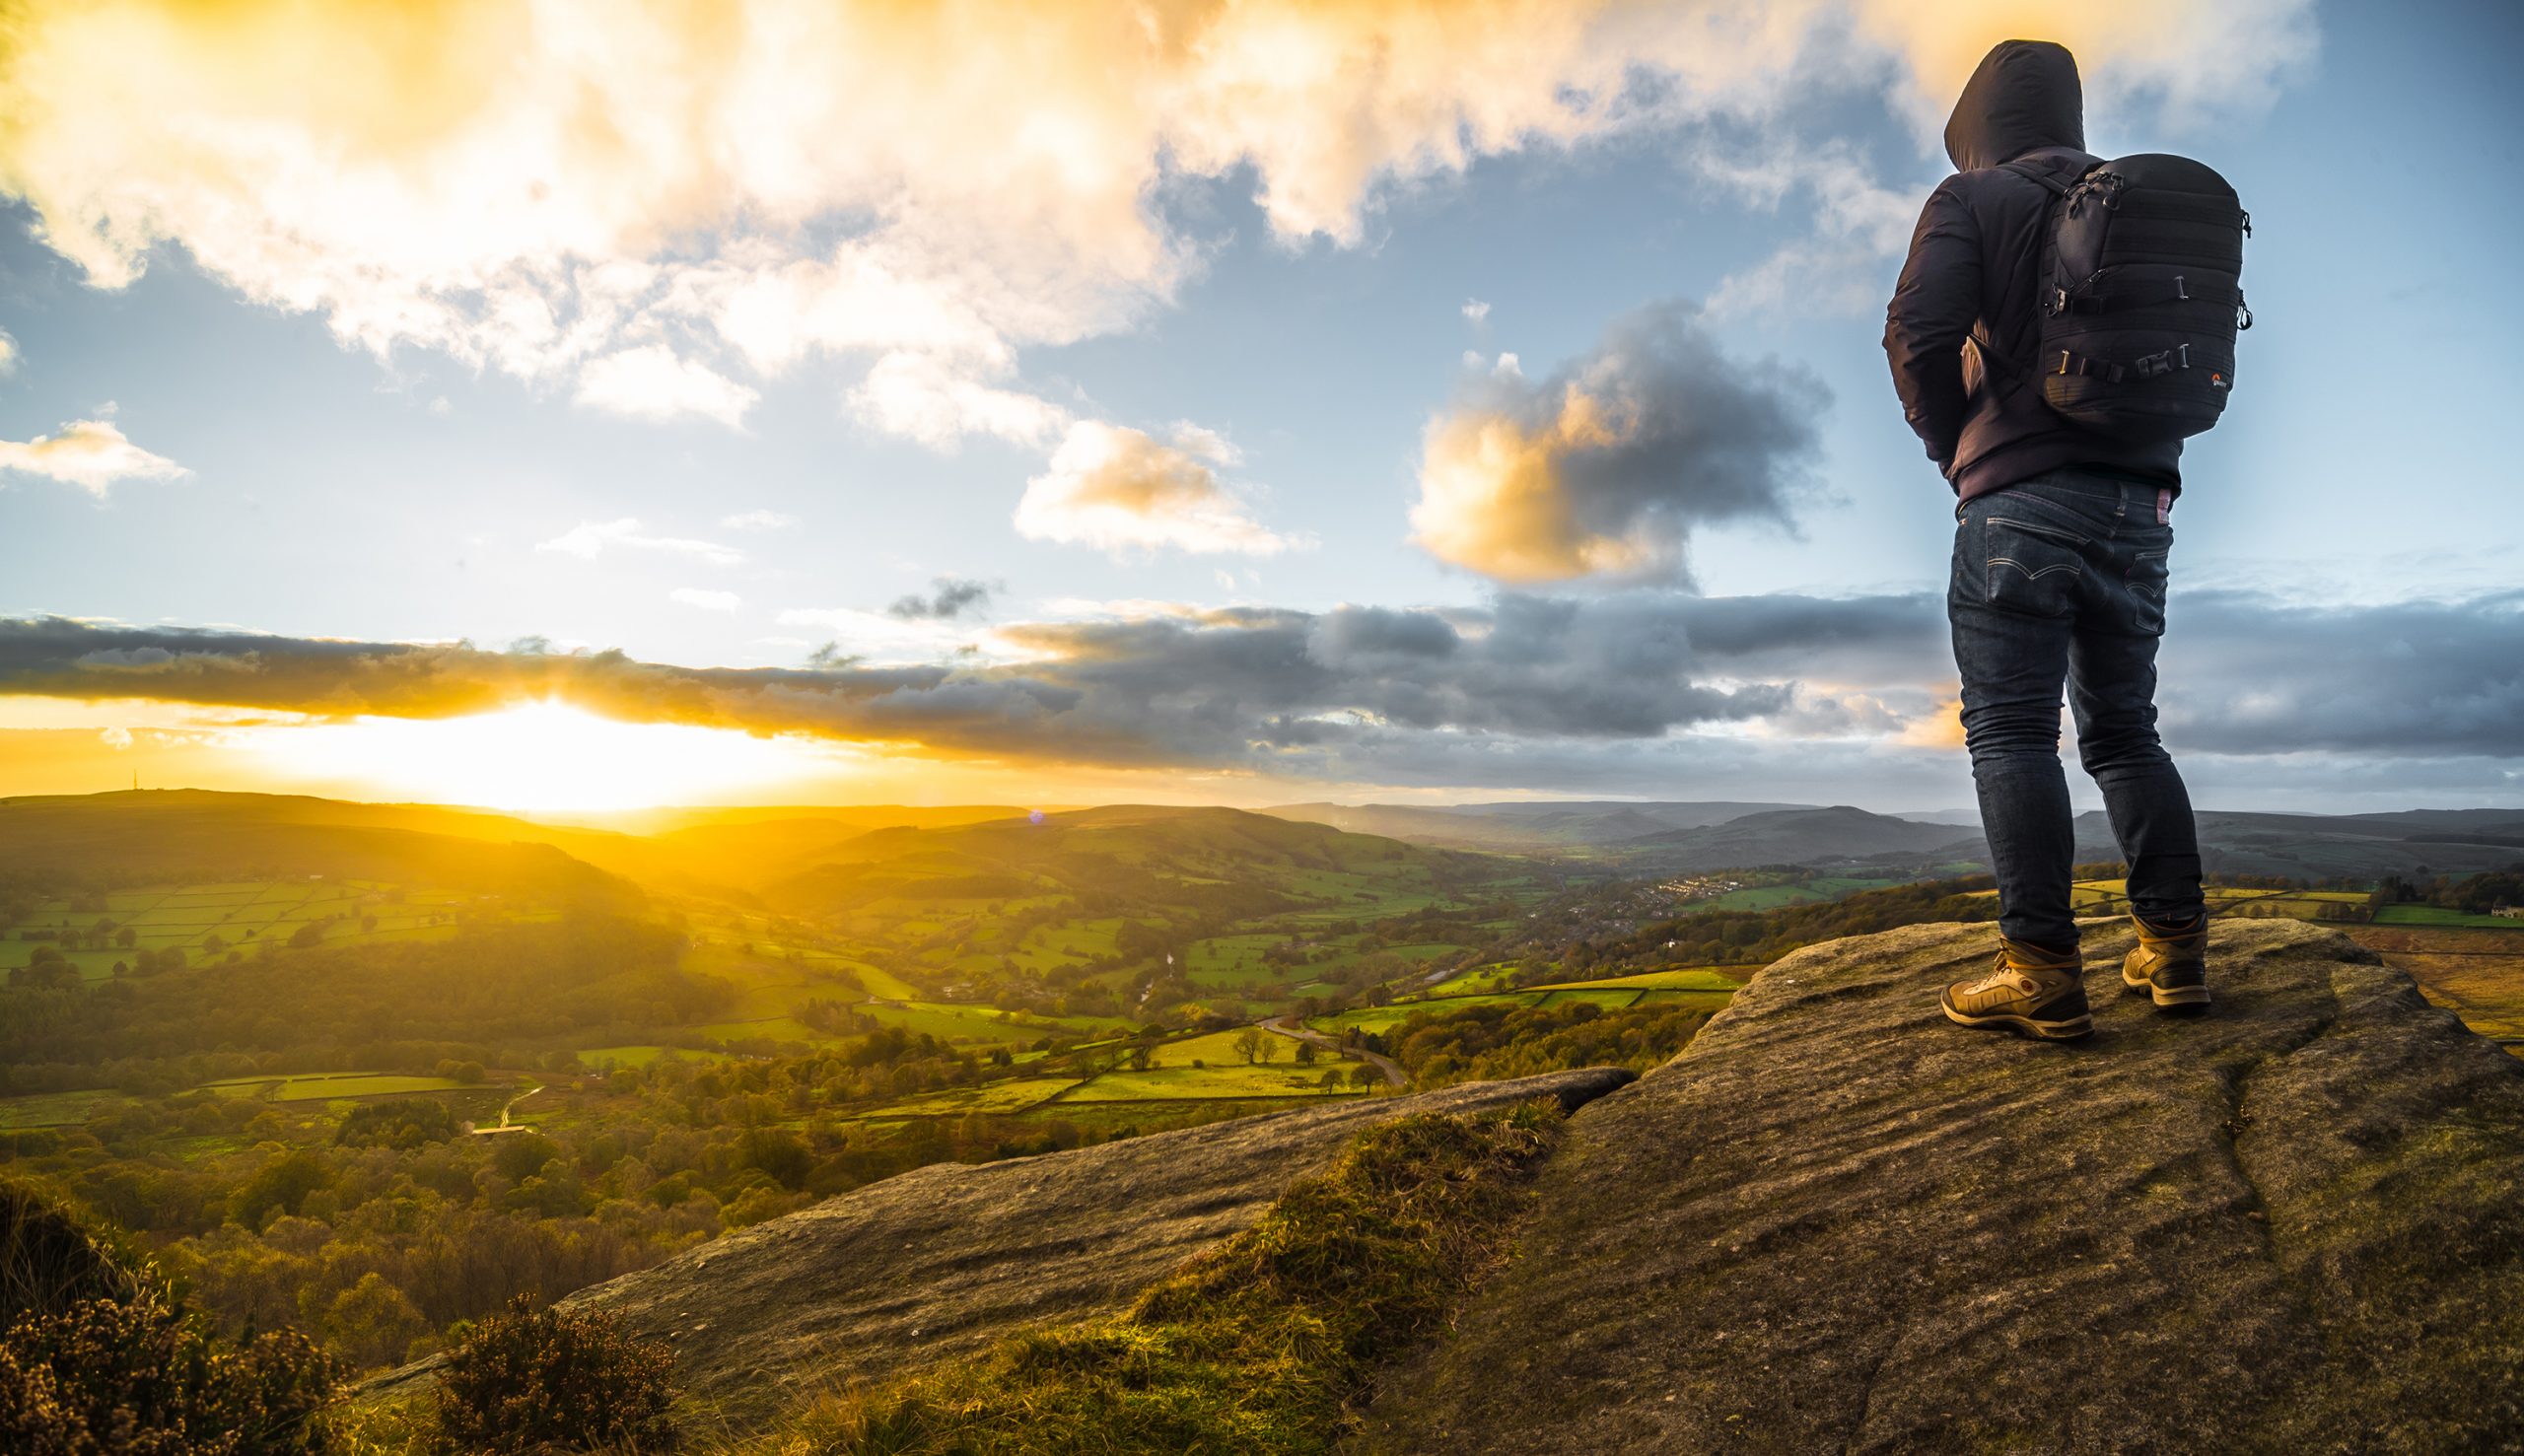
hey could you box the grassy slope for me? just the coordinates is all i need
[0,791,638,907]
[733,1102,1564,1456]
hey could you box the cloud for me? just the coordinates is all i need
[0,1,2319,454]
[719,509,795,531]
[1701,141,1922,318]
[0,585,2505,795]
[1411,304,1827,585]
[0,329,18,376]
[535,519,744,567]
[1461,299,1491,322]
[1849,0,2320,135]
[845,351,1069,450]
[573,345,759,428]
[2157,590,2524,757]
[669,588,740,612]
[888,579,996,621]
[0,415,190,495]
[774,605,1001,667]
[1016,421,1297,557]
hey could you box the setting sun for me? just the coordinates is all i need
[242,701,843,811]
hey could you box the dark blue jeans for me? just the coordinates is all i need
[1949,468,2206,951]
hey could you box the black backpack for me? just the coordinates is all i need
[1995,153,2252,442]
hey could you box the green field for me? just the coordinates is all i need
[1055,1063,1353,1102]
[1184,934,1287,986]
[194,1073,470,1102]
[1531,967,1740,992]
[579,1045,677,1068]
[7,877,533,981]
[1416,965,1521,998]
[2373,905,2524,929]
[1312,984,1736,1038]
[0,1091,116,1129]
[861,1075,1089,1117]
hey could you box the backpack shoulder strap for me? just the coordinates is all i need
[1998,159,2076,196]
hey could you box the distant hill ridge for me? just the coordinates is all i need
[0,789,639,904]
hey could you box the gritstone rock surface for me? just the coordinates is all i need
[363,1067,1630,1426]
[1364,919,2524,1454]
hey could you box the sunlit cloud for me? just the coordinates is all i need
[535,518,744,567]
[0,413,189,496]
[0,329,18,377]
[1412,305,1824,585]
[0,0,2316,461]
[1461,299,1491,322]
[1016,421,1297,557]
[846,351,1069,450]
[573,344,759,428]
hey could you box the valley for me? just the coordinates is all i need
[2,787,2518,1390]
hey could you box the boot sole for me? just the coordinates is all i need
[1941,1000,2094,1040]
[2122,967,2211,1007]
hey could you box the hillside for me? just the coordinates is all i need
[0,789,637,906]
[414,918,2524,1449]
[1620,803,1986,871]
[2080,807,2524,879]
[1261,799,1818,852]
[762,803,1496,920]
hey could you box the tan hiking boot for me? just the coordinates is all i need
[1941,938,2092,1040]
[2123,912,2210,1008]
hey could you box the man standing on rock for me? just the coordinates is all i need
[1883,39,2212,1040]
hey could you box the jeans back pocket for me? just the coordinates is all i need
[1981,514,2087,617]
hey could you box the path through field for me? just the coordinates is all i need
[1262,1013,1404,1088]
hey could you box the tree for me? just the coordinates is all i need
[1294,1041,1317,1066]
[326,1272,430,1368]
[10,946,79,991]
[1254,1032,1283,1065]
[1231,1027,1264,1065]
[230,1148,334,1227]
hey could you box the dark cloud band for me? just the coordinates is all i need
[2,588,2513,782]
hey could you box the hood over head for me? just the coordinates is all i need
[1944,39,2083,172]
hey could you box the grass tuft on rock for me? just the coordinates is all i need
[748,1100,1565,1455]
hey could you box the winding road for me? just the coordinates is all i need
[1260,1014,1405,1089]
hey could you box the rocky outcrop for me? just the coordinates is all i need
[1365,919,2524,1453]
[367,1068,1631,1427]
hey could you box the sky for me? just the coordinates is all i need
[0,0,2517,814]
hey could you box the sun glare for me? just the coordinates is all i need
[246,702,836,811]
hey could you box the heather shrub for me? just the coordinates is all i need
[0,1178,340,1453]
[0,1291,339,1453]
[433,1296,675,1453]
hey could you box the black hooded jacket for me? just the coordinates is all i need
[1883,40,2183,501]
